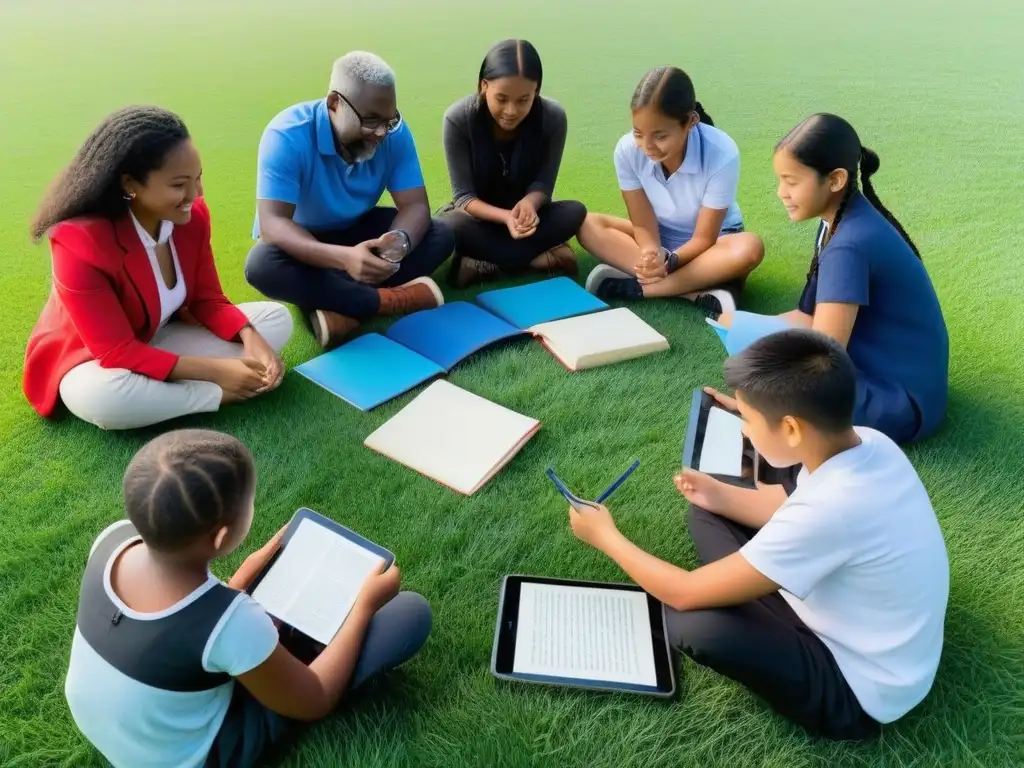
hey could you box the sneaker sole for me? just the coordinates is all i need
[708,288,737,315]
[310,310,330,347]
[584,264,632,295]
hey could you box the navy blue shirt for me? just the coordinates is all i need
[798,192,949,440]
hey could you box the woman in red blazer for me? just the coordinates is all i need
[24,106,294,430]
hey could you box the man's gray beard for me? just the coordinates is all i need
[348,140,378,163]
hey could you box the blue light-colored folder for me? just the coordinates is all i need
[294,334,445,411]
[476,277,608,329]
[706,312,792,356]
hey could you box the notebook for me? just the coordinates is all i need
[363,380,541,495]
[531,308,669,371]
[247,508,394,646]
[294,278,609,411]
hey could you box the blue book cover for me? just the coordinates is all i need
[475,277,608,329]
[386,302,525,371]
[293,334,444,411]
[708,312,791,355]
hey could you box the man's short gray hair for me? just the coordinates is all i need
[329,51,396,92]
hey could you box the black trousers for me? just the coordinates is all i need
[439,200,586,270]
[666,505,880,741]
[244,208,454,320]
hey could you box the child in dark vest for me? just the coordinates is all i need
[64,428,431,767]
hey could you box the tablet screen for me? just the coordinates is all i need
[250,515,386,645]
[511,582,658,687]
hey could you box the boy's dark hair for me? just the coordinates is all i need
[123,429,256,553]
[775,113,920,261]
[723,329,856,434]
[31,106,190,242]
[631,67,714,127]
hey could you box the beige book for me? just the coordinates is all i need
[363,380,541,495]
[529,308,670,372]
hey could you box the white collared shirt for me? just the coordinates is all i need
[131,213,186,329]
[613,123,744,250]
[739,428,949,723]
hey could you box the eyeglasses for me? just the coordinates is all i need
[332,91,402,135]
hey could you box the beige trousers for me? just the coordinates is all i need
[59,302,294,430]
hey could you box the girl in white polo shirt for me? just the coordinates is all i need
[580,67,764,316]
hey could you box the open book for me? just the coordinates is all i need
[248,509,393,646]
[363,380,541,495]
[295,278,608,410]
[532,308,668,371]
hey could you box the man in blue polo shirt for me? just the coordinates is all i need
[245,51,454,349]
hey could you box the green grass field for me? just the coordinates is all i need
[2,0,1024,765]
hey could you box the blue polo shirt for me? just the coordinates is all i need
[253,99,425,238]
[799,192,949,440]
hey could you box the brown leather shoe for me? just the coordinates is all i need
[449,254,503,289]
[376,277,444,316]
[529,243,579,278]
[309,310,359,350]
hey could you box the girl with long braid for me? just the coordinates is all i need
[716,114,948,444]
[23,106,294,430]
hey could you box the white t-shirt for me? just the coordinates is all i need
[613,123,744,250]
[130,214,186,328]
[64,522,280,768]
[739,428,949,724]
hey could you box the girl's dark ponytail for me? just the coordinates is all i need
[859,147,921,259]
[776,114,921,260]
[632,68,714,128]
[694,101,714,127]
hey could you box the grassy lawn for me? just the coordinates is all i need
[2,0,1023,765]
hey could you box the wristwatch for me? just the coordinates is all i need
[393,229,411,257]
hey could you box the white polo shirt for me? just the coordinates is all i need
[614,123,744,250]
[739,428,950,724]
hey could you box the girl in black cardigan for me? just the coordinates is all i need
[440,39,587,288]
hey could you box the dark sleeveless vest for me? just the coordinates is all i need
[76,522,240,691]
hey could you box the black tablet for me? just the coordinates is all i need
[491,575,677,697]
[246,508,394,650]
[682,389,763,488]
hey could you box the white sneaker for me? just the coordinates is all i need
[585,264,632,295]
[691,288,736,319]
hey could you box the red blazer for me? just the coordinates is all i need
[23,198,249,417]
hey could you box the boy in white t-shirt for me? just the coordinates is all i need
[567,329,949,739]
